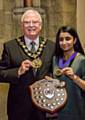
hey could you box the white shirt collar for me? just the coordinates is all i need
[24,36,39,51]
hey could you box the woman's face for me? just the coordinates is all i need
[59,32,76,52]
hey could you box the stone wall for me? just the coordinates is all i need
[77,0,85,49]
[41,0,76,41]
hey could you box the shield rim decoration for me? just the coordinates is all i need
[29,79,67,114]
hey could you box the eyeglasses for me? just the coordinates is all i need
[23,21,41,26]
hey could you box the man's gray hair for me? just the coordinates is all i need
[21,9,42,23]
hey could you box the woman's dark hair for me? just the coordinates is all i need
[55,26,85,58]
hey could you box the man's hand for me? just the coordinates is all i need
[45,76,53,80]
[18,59,33,76]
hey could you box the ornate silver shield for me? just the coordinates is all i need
[29,79,67,113]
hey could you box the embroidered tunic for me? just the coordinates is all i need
[53,54,85,120]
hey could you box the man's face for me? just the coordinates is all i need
[21,11,42,40]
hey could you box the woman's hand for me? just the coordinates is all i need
[62,67,75,79]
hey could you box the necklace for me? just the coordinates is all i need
[17,37,47,59]
[59,51,77,69]
[54,52,77,76]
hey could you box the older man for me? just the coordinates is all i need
[0,9,55,120]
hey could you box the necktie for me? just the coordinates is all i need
[31,42,35,52]
[30,42,37,76]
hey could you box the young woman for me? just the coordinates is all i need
[46,26,85,120]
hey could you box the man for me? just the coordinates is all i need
[0,9,55,120]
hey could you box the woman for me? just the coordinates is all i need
[46,26,85,120]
